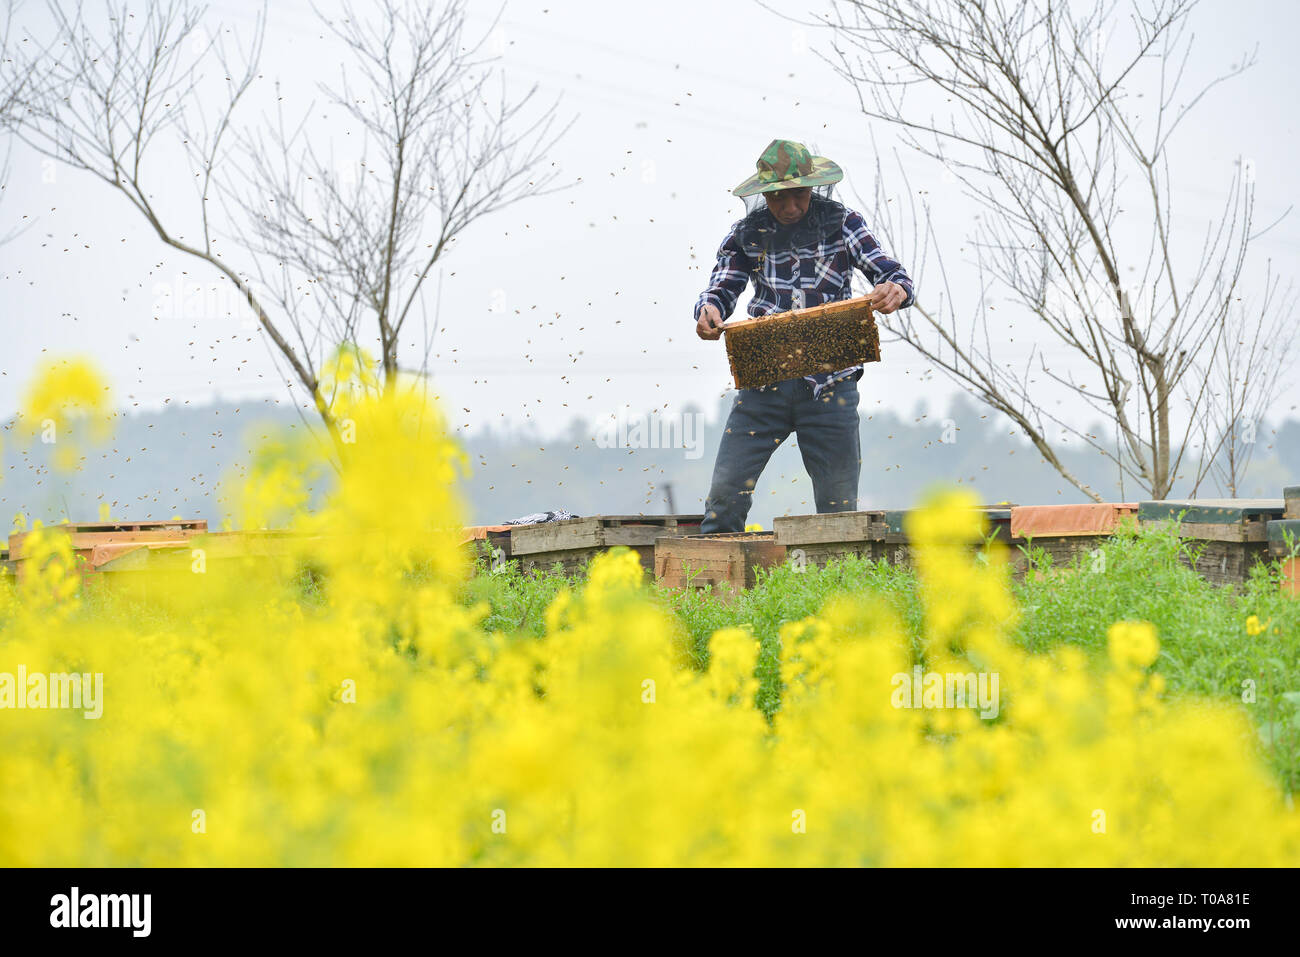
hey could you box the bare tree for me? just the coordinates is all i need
[818,0,1294,500]
[2,0,569,452]
[0,0,39,246]
[1188,264,1295,496]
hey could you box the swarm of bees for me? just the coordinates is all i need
[723,298,881,390]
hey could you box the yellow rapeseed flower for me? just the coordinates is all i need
[1,358,1297,866]
[1107,621,1160,669]
[18,357,114,471]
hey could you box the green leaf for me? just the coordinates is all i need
[1258,721,1285,747]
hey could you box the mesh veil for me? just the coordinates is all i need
[735,183,845,257]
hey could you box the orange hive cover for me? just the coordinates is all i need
[460,525,514,546]
[1011,503,1139,538]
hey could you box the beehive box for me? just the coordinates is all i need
[511,514,705,577]
[88,530,325,602]
[460,525,516,566]
[1285,486,1300,520]
[1138,499,1284,586]
[93,530,321,574]
[7,518,208,582]
[772,510,887,567]
[879,510,914,567]
[885,505,1018,547]
[1268,519,1300,597]
[1011,503,1139,568]
[884,506,1028,575]
[1268,519,1300,559]
[772,506,1023,573]
[653,532,786,599]
[721,297,880,390]
[1283,558,1300,598]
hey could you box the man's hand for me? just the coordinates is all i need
[696,302,724,340]
[868,281,907,314]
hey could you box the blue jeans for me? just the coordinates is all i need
[701,376,862,534]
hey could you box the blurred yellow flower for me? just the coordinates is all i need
[17,357,114,472]
[1107,620,1160,669]
[0,362,1295,867]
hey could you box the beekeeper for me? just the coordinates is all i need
[693,138,916,534]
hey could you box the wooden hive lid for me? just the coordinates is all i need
[1267,519,1300,544]
[883,505,1016,541]
[772,510,884,546]
[1138,499,1284,525]
[1285,486,1300,519]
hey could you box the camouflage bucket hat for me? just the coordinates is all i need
[733,138,843,198]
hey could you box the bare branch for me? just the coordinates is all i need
[825,0,1288,499]
[2,0,572,455]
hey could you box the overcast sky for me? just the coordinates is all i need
[2,0,1298,448]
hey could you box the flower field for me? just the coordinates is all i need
[2,362,1299,866]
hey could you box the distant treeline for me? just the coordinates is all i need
[3,393,1297,530]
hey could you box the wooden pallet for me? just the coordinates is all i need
[721,297,880,390]
[1285,486,1300,521]
[511,514,705,577]
[654,532,787,599]
[1139,499,1284,586]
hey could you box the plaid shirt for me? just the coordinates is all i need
[695,206,914,397]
